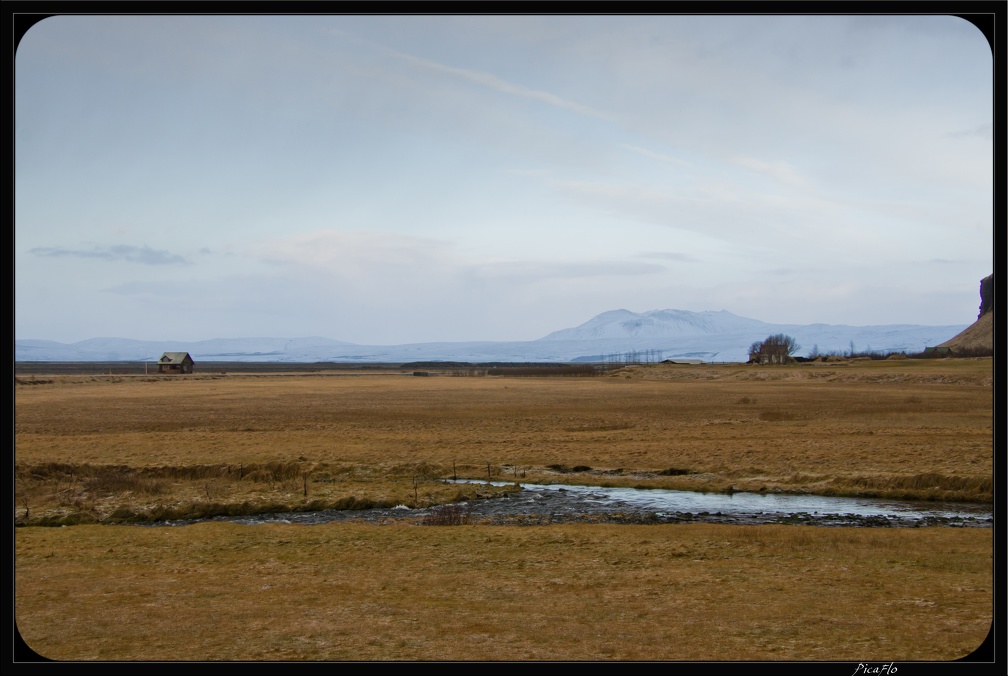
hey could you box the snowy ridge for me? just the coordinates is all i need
[15,309,968,364]
[540,309,772,340]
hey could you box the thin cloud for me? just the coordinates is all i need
[466,260,664,282]
[248,230,664,284]
[30,244,189,265]
[636,251,699,263]
[553,179,753,239]
[948,123,993,140]
[506,168,552,178]
[247,230,454,270]
[731,156,808,188]
[388,49,615,121]
[620,143,691,167]
[102,280,185,295]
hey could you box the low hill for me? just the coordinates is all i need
[938,310,994,353]
[937,273,994,355]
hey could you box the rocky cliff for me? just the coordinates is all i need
[979,273,994,318]
[937,274,994,354]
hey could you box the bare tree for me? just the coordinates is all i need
[750,334,801,364]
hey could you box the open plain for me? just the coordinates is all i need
[14,358,995,661]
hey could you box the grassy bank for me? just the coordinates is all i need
[15,522,993,661]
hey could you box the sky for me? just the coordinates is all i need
[14,14,995,345]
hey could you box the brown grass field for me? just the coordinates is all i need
[14,358,996,662]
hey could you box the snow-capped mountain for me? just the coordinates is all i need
[534,309,966,362]
[539,309,772,341]
[14,309,969,364]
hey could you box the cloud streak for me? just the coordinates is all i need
[637,251,700,263]
[620,143,691,167]
[731,156,809,189]
[387,48,616,121]
[30,244,189,265]
[464,260,665,282]
[244,230,664,285]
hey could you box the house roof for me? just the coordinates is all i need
[159,352,193,364]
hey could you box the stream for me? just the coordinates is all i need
[166,480,993,528]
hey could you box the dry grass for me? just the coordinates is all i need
[13,358,995,661]
[15,359,993,524]
[938,310,994,352]
[15,522,992,661]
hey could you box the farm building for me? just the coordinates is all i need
[157,352,194,374]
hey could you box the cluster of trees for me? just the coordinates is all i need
[748,334,801,364]
[749,336,992,363]
[604,349,665,364]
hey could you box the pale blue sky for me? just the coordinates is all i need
[15,14,994,344]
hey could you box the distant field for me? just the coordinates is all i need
[15,357,993,525]
[14,357,995,661]
[13,360,630,378]
[14,360,411,375]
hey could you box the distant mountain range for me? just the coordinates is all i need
[14,309,969,364]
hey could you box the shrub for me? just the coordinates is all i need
[422,503,474,526]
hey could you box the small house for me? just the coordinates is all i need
[157,352,194,374]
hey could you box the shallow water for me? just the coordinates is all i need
[172,480,993,528]
[520,483,991,527]
[509,481,992,522]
